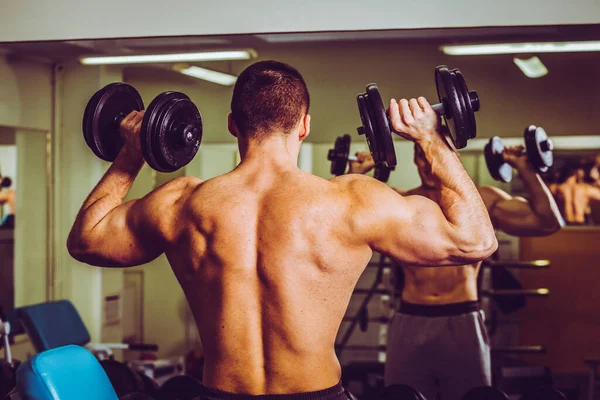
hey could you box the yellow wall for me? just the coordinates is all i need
[0,55,53,361]
[0,55,52,131]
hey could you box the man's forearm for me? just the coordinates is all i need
[420,136,495,244]
[69,150,144,243]
[517,165,564,227]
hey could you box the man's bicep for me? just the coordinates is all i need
[479,186,535,234]
[369,194,460,266]
[490,198,538,235]
[589,186,600,201]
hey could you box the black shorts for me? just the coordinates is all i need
[0,214,14,229]
[197,381,350,400]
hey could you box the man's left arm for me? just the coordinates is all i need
[480,145,564,237]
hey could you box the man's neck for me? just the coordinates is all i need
[238,137,300,170]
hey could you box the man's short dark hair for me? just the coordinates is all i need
[231,60,310,140]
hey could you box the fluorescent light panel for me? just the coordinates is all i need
[513,56,548,78]
[80,50,255,65]
[441,41,600,56]
[178,66,237,86]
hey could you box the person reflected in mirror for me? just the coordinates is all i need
[0,176,15,229]
[349,142,563,400]
[546,160,600,225]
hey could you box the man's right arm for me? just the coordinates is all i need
[353,97,497,266]
[0,191,10,205]
[587,185,600,201]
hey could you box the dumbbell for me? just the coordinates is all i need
[356,65,480,171]
[520,387,567,400]
[484,125,553,183]
[379,384,427,400]
[83,82,203,173]
[327,134,393,182]
[100,359,160,399]
[156,375,203,400]
[461,386,509,400]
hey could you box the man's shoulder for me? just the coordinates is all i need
[328,174,410,218]
[145,176,203,206]
[328,173,384,191]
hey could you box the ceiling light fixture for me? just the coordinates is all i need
[513,56,548,78]
[441,41,600,56]
[80,50,256,65]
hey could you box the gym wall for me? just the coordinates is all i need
[0,56,52,360]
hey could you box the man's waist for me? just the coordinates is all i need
[398,300,480,317]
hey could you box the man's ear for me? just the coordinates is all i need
[299,114,311,141]
[228,113,238,138]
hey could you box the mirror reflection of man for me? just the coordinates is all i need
[349,142,563,400]
[547,161,600,225]
[0,176,16,229]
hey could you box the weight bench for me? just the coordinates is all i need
[14,345,119,400]
[12,300,157,360]
[11,300,183,386]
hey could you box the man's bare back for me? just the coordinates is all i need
[549,177,600,225]
[68,61,498,398]
[168,166,377,393]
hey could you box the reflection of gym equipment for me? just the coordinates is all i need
[364,259,550,270]
[337,258,552,357]
[484,126,553,183]
[480,259,550,351]
[327,134,392,182]
[336,256,388,355]
[496,365,568,400]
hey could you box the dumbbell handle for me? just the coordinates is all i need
[431,103,445,115]
[104,343,159,351]
[499,140,552,161]
[114,110,145,130]
[114,112,127,128]
[1,321,12,363]
[391,102,444,115]
[328,150,359,163]
[540,138,553,152]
